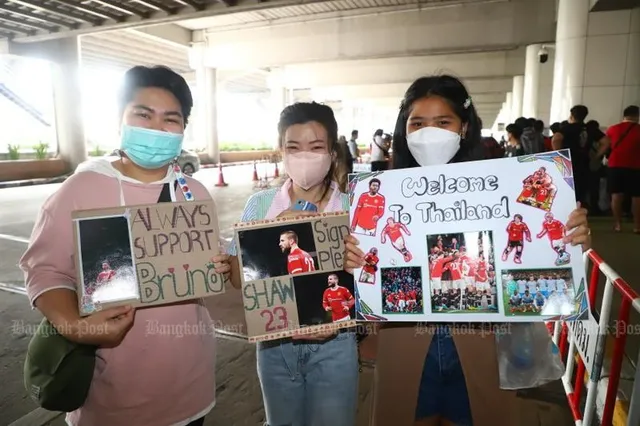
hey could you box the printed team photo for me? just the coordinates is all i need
[502,267,577,316]
[293,271,356,327]
[381,266,424,314]
[237,222,318,280]
[76,215,138,310]
[516,166,557,211]
[427,231,498,314]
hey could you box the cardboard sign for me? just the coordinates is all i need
[349,150,589,323]
[234,213,356,342]
[72,200,225,315]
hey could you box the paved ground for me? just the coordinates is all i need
[0,163,638,425]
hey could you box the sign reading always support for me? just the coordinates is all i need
[73,201,225,315]
[349,150,589,323]
[234,213,355,342]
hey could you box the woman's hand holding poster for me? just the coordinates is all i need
[349,150,589,323]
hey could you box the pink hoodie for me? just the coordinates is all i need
[19,159,216,426]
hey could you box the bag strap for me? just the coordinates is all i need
[610,123,636,154]
[373,139,389,153]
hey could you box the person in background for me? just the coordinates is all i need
[370,128,390,171]
[227,102,358,426]
[550,122,562,136]
[516,117,544,154]
[344,75,591,426]
[553,106,610,213]
[585,120,607,216]
[348,129,360,163]
[338,135,354,174]
[535,119,551,152]
[504,123,525,157]
[606,105,640,233]
[19,66,230,426]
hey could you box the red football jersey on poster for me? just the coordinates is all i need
[363,253,379,274]
[409,290,417,300]
[287,247,315,274]
[97,270,115,283]
[448,260,463,280]
[352,193,385,230]
[507,221,530,241]
[542,219,565,240]
[323,286,354,321]
[430,256,452,279]
[475,260,488,282]
[381,222,407,242]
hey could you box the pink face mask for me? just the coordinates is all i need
[283,151,332,190]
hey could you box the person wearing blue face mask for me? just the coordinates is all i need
[20,66,231,426]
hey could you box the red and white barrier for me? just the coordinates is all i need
[552,249,639,425]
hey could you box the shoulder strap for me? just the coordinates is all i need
[610,123,637,154]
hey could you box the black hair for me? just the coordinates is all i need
[277,102,345,200]
[351,130,359,137]
[534,120,544,132]
[586,120,600,133]
[392,75,484,169]
[514,214,523,221]
[514,117,529,130]
[623,105,639,118]
[369,178,381,187]
[373,129,384,137]
[550,122,561,134]
[570,105,589,123]
[506,123,523,139]
[561,120,569,127]
[118,66,193,127]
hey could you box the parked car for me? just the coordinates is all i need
[108,149,201,175]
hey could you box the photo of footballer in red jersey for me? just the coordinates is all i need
[536,212,571,266]
[359,247,379,284]
[502,214,532,264]
[380,217,413,262]
[351,178,385,236]
[516,167,557,211]
[280,230,316,274]
[77,215,138,306]
[322,273,356,322]
[427,231,498,314]
[238,222,318,279]
[380,266,423,314]
[293,271,356,328]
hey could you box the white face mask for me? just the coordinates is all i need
[406,126,461,166]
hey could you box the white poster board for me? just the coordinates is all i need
[349,150,589,323]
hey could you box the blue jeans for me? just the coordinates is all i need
[257,331,359,426]
[415,326,473,425]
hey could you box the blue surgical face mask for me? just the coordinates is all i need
[120,124,184,169]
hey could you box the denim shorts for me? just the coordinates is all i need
[257,331,359,426]
[415,325,473,425]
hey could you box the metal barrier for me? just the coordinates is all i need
[551,249,640,425]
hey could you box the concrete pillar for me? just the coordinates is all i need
[190,43,219,163]
[49,37,87,170]
[505,92,513,124]
[198,67,219,163]
[523,44,542,119]
[268,68,287,148]
[550,5,639,126]
[511,75,524,120]
[549,0,589,123]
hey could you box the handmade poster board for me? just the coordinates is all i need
[349,150,589,323]
[72,200,225,315]
[234,213,356,342]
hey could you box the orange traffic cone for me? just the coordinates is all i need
[274,162,280,178]
[252,162,259,181]
[215,163,228,187]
